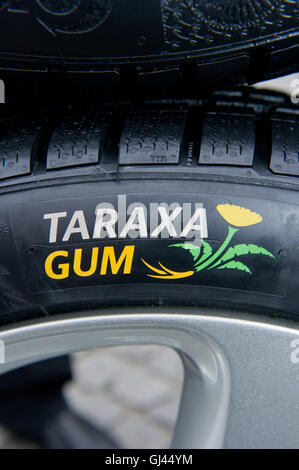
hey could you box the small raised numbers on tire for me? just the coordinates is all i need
[119,111,186,165]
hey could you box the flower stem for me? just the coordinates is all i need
[195,226,239,271]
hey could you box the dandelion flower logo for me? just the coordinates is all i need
[216,204,262,227]
[142,204,275,278]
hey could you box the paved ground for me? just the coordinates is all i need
[67,346,183,449]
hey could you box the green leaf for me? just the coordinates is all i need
[170,243,202,262]
[194,241,213,268]
[209,243,275,269]
[217,260,252,275]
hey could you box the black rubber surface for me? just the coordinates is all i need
[0,89,299,326]
[0,0,298,102]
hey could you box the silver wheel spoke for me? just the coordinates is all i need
[0,308,298,449]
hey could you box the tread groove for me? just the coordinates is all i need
[0,90,298,189]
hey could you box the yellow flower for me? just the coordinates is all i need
[216,204,262,227]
